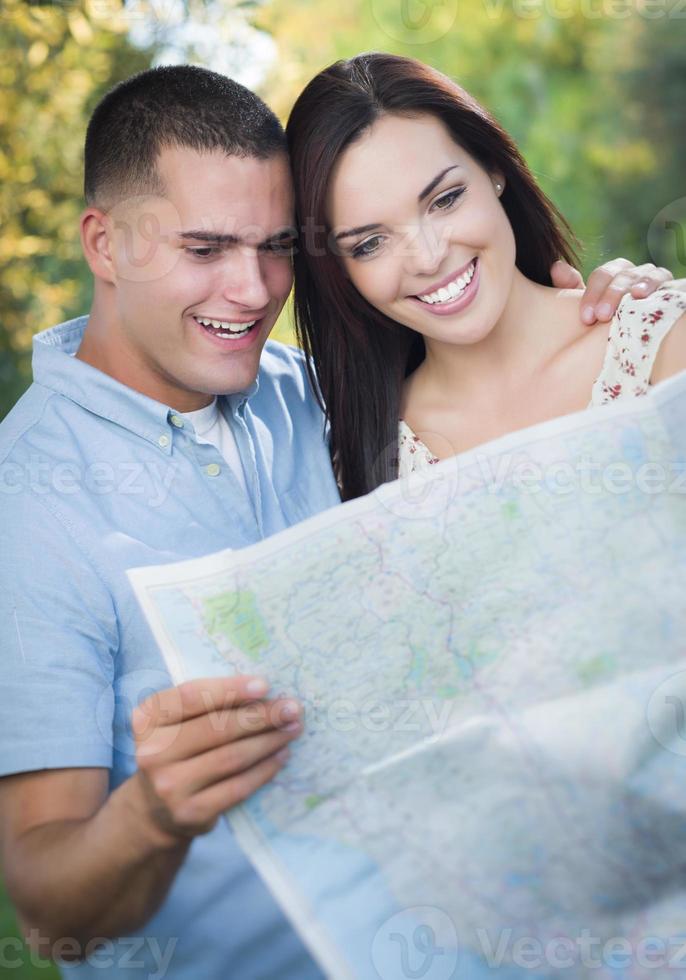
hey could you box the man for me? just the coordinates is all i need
[0,65,676,979]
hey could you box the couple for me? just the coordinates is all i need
[0,55,684,980]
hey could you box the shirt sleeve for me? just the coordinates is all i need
[0,488,118,776]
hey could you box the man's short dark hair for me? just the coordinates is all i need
[84,64,286,206]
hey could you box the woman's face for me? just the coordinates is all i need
[327,113,517,347]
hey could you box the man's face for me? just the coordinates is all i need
[104,146,295,410]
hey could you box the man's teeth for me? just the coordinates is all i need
[195,316,257,336]
[417,261,476,305]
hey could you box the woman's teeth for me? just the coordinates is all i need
[417,260,476,305]
[194,316,257,338]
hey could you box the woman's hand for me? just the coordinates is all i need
[550,257,679,325]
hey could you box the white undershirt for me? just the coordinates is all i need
[182,398,248,493]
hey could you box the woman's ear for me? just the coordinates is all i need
[492,174,505,197]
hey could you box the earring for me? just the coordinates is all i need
[495,182,503,194]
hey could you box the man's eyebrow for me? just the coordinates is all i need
[335,166,464,242]
[177,229,297,246]
[418,165,462,202]
[263,227,297,242]
[177,231,241,245]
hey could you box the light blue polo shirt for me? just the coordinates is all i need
[0,316,341,979]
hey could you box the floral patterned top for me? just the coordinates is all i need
[398,288,686,477]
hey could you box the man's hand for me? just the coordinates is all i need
[0,675,299,948]
[550,257,677,325]
[132,675,301,845]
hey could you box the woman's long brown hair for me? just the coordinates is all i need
[287,52,580,501]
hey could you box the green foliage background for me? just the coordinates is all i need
[0,0,683,971]
[0,0,154,419]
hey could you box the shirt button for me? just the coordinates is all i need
[158,434,170,448]
[205,463,221,477]
[170,415,184,428]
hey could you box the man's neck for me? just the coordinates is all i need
[75,306,215,412]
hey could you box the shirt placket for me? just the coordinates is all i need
[166,410,260,539]
[230,398,264,538]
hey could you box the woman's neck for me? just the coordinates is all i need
[408,270,580,409]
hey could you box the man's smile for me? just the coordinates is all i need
[192,315,258,338]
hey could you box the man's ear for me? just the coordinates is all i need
[80,207,116,284]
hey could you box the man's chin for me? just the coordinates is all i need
[183,321,272,399]
[202,362,262,400]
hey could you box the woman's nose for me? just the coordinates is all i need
[404,223,446,278]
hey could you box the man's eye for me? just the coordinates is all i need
[432,188,466,212]
[186,247,221,258]
[351,236,384,259]
[263,239,296,256]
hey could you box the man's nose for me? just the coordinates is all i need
[220,248,271,311]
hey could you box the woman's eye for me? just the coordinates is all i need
[351,236,384,259]
[432,188,465,211]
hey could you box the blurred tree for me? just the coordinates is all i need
[0,0,154,420]
[602,16,686,273]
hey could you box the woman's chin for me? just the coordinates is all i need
[396,289,507,348]
[401,311,494,348]
[431,327,493,347]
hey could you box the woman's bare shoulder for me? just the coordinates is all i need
[548,288,610,366]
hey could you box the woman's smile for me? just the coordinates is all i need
[408,257,480,316]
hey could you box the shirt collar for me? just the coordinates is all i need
[32,316,260,448]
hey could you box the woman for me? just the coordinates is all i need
[286,52,686,500]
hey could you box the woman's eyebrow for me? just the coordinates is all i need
[335,223,381,243]
[418,165,462,202]
[335,165,465,242]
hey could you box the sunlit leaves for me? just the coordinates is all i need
[0,0,153,417]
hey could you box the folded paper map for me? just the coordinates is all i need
[129,371,686,980]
